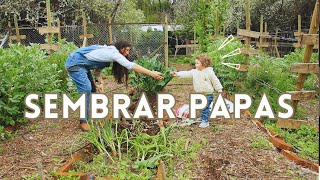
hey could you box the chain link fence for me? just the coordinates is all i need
[2,23,166,62]
[0,15,316,58]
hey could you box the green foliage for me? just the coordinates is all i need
[243,49,318,112]
[173,57,194,65]
[173,0,229,39]
[0,42,78,127]
[249,134,273,150]
[194,20,212,52]
[265,121,319,161]
[129,56,174,93]
[204,38,245,92]
[0,44,59,126]
[81,120,199,178]
[115,0,146,23]
[0,126,15,141]
[138,28,164,46]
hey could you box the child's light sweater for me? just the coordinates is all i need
[176,67,223,94]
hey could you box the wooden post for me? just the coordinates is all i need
[298,15,301,32]
[82,10,88,46]
[46,0,53,57]
[259,15,263,48]
[236,21,239,31]
[164,14,169,68]
[275,29,280,57]
[244,0,251,65]
[8,21,12,44]
[194,27,196,43]
[264,22,267,32]
[108,17,113,44]
[295,15,302,49]
[293,0,319,111]
[57,19,61,41]
[215,7,219,37]
[13,15,21,43]
[39,0,60,60]
[79,11,93,46]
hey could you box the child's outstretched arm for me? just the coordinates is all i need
[171,70,193,78]
[170,71,178,76]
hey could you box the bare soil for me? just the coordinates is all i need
[0,64,318,179]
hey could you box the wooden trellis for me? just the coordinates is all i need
[284,0,319,124]
[256,15,271,48]
[79,10,93,47]
[38,0,60,59]
[293,15,319,49]
[236,0,266,71]
[8,15,26,43]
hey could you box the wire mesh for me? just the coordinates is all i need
[3,23,166,62]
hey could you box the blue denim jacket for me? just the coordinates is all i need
[65,45,110,71]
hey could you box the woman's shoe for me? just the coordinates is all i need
[80,122,90,131]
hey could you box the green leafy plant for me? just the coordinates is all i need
[81,120,199,178]
[0,44,60,126]
[0,41,78,130]
[129,56,174,93]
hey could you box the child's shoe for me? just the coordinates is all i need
[196,117,202,123]
[199,122,209,128]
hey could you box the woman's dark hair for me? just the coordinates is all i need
[112,39,132,85]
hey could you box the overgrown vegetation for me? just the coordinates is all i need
[79,120,200,179]
[0,42,77,136]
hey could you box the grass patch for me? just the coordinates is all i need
[264,120,319,161]
[249,134,273,150]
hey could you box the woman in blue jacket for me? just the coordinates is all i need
[65,39,163,131]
